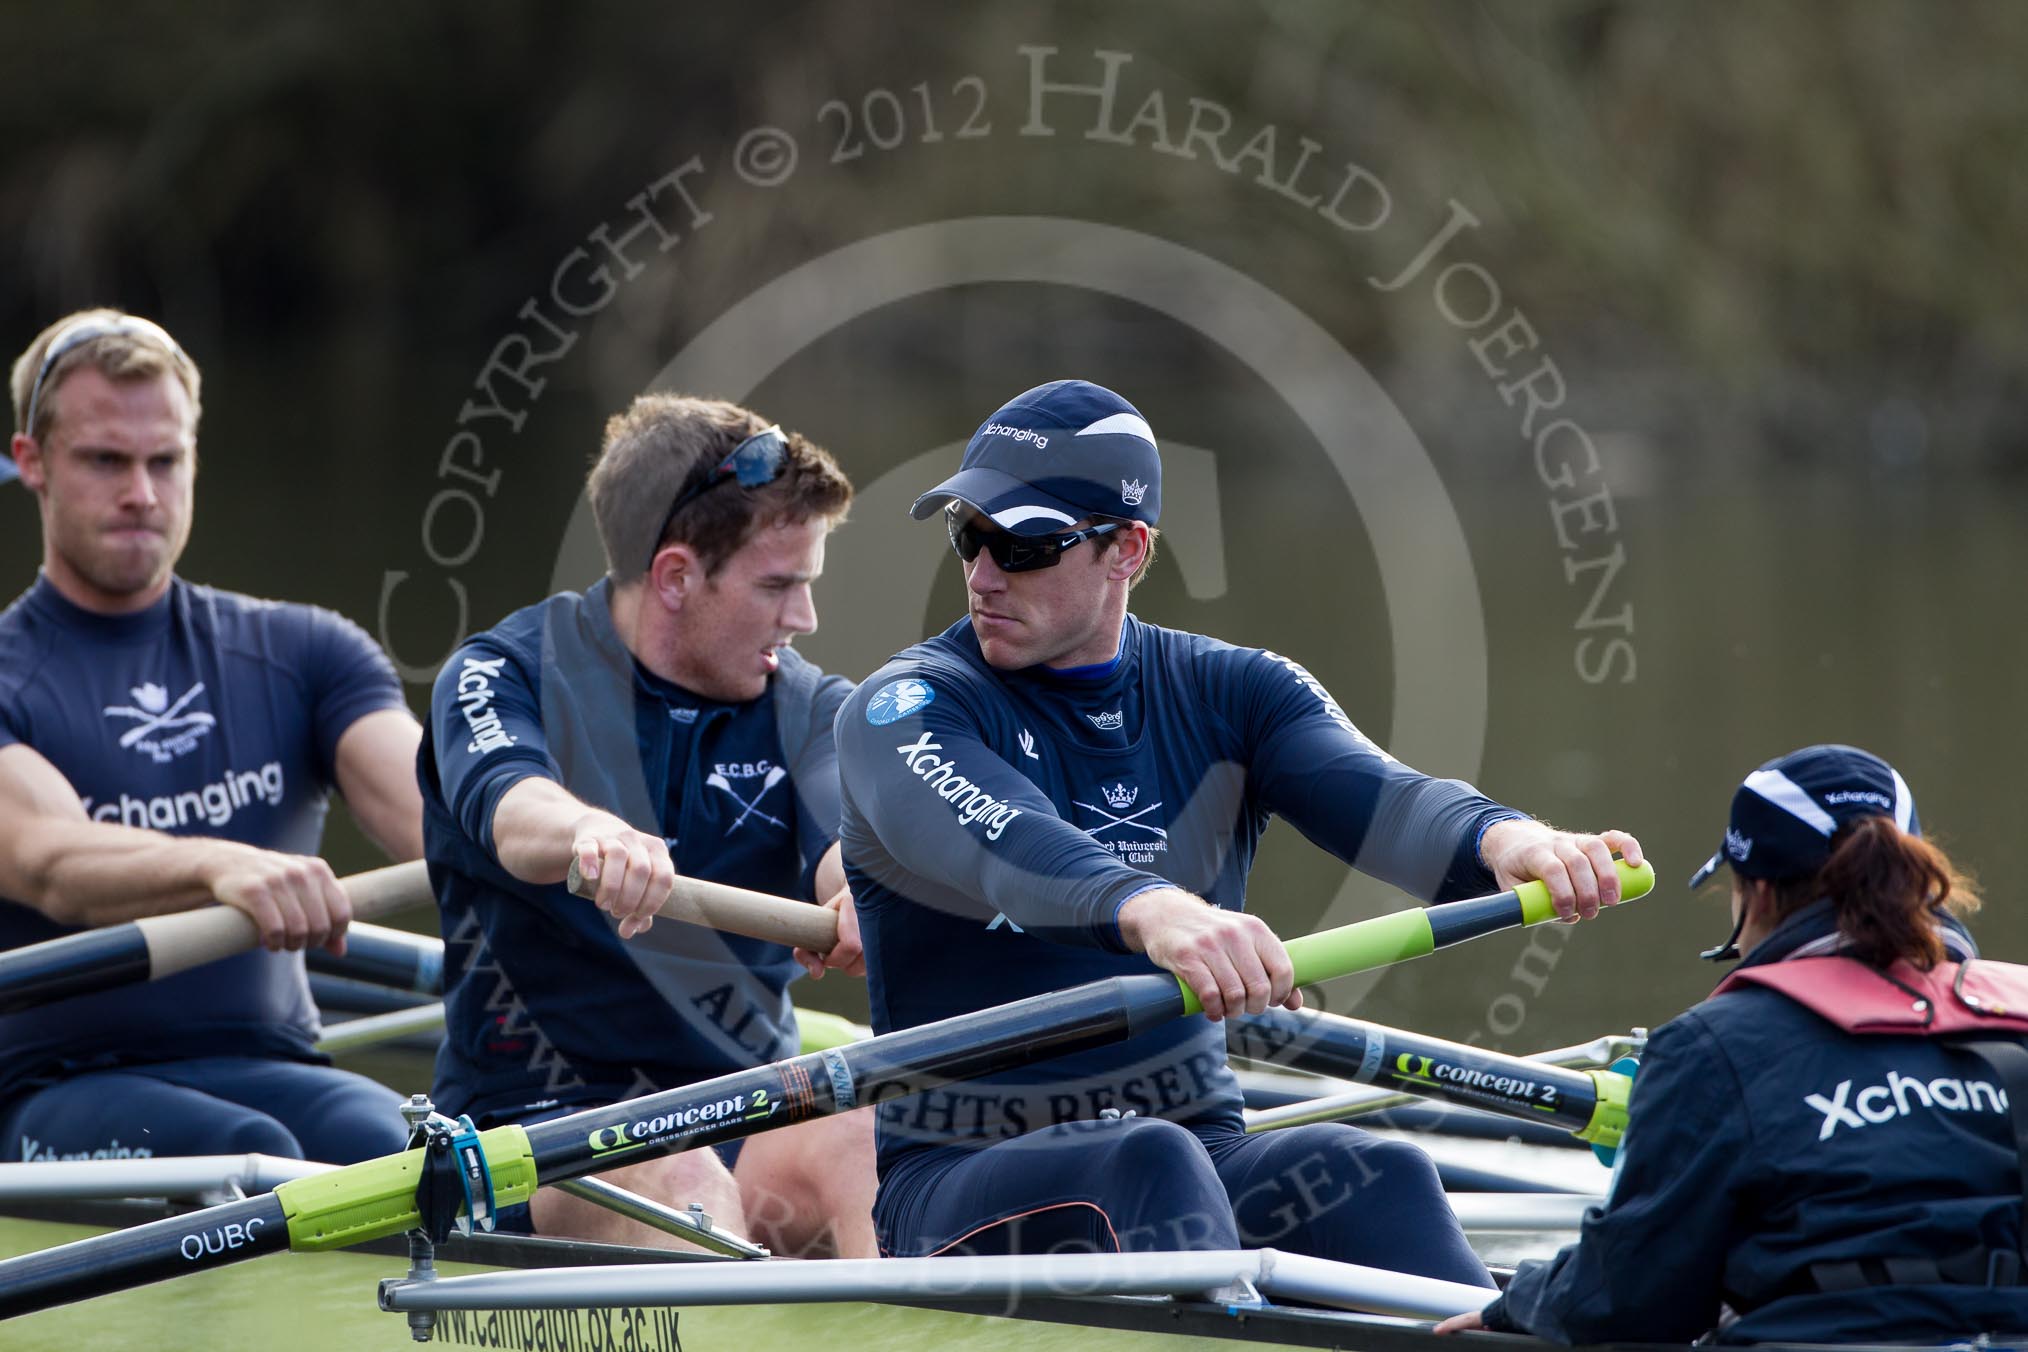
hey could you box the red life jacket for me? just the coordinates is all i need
[1713,957,2028,1036]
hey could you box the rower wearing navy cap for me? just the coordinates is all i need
[0,308,425,1166]
[836,379,1644,1279]
[1441,745,2028,1344]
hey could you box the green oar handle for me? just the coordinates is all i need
[1179,858,1655,1016]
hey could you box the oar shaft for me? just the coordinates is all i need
[0,927,150,1016]
[304,921,444,995]
[517,973,1179,1184]
[0,1193,288,1318]
[1230,1008,1608,1137]
[565,860,835,952]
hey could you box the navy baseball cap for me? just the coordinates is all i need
[910,380,1160,535]
[1690,744,1919,959]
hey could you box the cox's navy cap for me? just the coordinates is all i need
[909,379,1159,536]
[1688,744,1919,893]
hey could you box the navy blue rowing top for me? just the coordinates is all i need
[0,574,407,1097]
[421,581,850,1121]
[838,614,1521,1173]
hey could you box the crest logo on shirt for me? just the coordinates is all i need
[866,678,934,726]
[1073,777,1168,866]
[668,706,699,724]
[102,681,215,764]
[707,762,787,833]
[1086,710,1124,732]
[1017,728,1040,761]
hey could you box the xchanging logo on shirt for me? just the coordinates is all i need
[82,761,286,830]
[456,655,518,754]
[894,733,1022,840]
[1805,1069,2008,1140]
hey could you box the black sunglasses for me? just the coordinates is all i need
[946,511,1121,573]
[646,424,789,570]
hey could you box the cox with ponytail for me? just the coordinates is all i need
[1464,746,2028,1344]
[1769,813,1980,971]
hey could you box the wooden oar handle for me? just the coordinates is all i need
[340,859,434,921]
[565,860,837,952]
[135,859,438,981]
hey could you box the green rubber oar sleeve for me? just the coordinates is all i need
[276,1126,539,1251]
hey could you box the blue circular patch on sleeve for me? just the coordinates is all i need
[865,678,935,726]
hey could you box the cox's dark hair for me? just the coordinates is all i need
[1768,816,1981,969]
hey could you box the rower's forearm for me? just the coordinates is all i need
[14,821,245,926]
[489,776,620,885]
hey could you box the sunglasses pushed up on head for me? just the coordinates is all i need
[646,424,789,571]
[945,507,1121,574]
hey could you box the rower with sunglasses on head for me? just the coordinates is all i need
[0,309,425,1167]
[419,395,877,1256]
[835,379,1642,1275]
[1438,746,2028,1345]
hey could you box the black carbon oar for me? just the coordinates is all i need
[1229,1007,1630,1148]
[0,862,432,1016]
[0,860,1651,1318]
[305,922,444,996]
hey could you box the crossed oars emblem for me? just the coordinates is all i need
[706,766,787,832]
[102,682,216,750]
[1071,784,1168,839]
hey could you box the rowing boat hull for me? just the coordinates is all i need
[6,1209,1982,1352]
[0,1213,1366,1352]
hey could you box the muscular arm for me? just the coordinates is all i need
[1241,653,1644,918]
[0,743,351,950]
[468,755,674,943]
[1240,650,1521,904]
[334,707,425,861]
[430,636,676,940]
